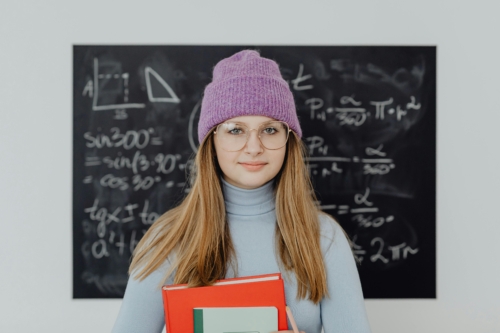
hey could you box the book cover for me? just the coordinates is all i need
[193,307,278,333]
[162,273,288,333]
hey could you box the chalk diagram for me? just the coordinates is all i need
[84,58,181,112]
[144,67,181,103]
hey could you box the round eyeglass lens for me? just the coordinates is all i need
[259,121,289,149]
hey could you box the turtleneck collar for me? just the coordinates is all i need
[221,177,276,216]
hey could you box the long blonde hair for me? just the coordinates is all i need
[129,131,329,303]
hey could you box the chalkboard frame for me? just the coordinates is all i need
[73,45,436,299]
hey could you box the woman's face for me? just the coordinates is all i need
[213,116,287,189]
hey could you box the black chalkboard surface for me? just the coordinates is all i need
[73,45,436,299]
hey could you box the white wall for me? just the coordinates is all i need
[1,1,499,332]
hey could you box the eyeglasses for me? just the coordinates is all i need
[214,121,291,152]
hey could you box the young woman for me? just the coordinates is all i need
[112,50,371,333]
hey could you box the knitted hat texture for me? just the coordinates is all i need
[198,50,302,142]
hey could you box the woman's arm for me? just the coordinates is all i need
[111,266,169,333]
[320,215,372,333]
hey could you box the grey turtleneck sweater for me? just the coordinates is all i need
[112,179,371,333]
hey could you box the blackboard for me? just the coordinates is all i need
[73,45,436,299]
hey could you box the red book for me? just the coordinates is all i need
[162,273,288,333]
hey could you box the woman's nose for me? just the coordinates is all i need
[244,130,263,154]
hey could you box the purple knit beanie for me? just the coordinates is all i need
[198,50,302,142]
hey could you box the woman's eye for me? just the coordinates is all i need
[263,127,277,134]
[228,128,244,135]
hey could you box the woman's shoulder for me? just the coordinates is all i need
[318,211,342,238]
[317,212,352,257]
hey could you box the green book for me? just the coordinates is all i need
[193,307,278,333]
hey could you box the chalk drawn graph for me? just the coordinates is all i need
[91,58,145,111]
[89,58,180,112]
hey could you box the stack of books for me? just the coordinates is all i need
[162,273,288,333]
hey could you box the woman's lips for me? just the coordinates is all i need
[239,162,267,171]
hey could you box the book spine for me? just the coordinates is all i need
[162,290,171,333]
[193,309,203,333]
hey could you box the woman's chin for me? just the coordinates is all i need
[224,175,271,190]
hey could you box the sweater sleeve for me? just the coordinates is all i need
[111,265,170,333]
[319,215,372,333]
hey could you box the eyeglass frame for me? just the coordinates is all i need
[213,120,292,152]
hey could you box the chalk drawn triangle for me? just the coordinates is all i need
[145,67,181,103]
